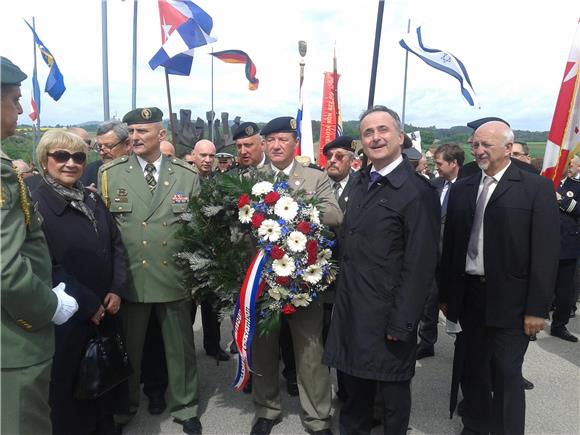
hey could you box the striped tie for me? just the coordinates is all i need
[145,163,157,193]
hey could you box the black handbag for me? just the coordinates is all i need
[74,324,133,400]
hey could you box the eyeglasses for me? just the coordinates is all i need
[93,138,124,152]
[325,151,350,161]
[47,151,87,164]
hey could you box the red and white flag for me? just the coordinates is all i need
[542,18,580,186]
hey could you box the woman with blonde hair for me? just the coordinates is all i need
[30,129,128,435]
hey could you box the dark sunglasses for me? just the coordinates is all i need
[47,150,87,164]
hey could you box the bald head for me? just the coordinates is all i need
[471,121,514,176]
[67,127,91,146]
[192,140,216,176]
[160,140,175,157]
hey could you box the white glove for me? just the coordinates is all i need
[51,282,79,325]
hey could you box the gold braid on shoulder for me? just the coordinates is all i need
[13,165,31,227]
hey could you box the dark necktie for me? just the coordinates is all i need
[145,163,157,193]
[467,176,495,259]
[368,171,382,191]
[333,182,341,200]
[441,181,450,217]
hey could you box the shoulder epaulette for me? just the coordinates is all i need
[171,157,197,172]
[99,155,129,173]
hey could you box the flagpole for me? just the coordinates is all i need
[368,0,385,108]
[164,69,176,142]
[31,17,40,164]
[101,0,110,120]
[131,0,138,110]
[401,18,411,129]
[333,44,339,137]
[210,47,214,142]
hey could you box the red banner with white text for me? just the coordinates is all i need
[318,72,340,167]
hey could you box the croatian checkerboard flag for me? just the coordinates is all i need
[149,0,216,76]
[542,18,580,186]
[400,26,479,107]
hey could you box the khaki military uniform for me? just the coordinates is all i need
[98,153,201,423]
[251,160,342,431]
[1,150,57,434]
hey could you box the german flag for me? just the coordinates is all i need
[211,49,259,90]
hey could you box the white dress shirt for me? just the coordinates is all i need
[465,162,511,275]
[136,154,162,183]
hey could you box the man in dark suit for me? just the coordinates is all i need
[417,143,464,360]
[323,106,440,435]
[551,158,580,342]
[439,120,560,434]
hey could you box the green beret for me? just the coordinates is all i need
[233,122,260,140]
[261,116,296,137]
[323,135,355,155]
[122,107,163,125]
[1,57,27,86]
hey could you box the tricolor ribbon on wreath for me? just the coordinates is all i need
[232,250,267,390]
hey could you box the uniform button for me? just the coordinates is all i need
[163,222,167,227]
[142,260,147,265]
[142,240,148,246]
[142,222,147,227]
[162,241,167,246]
[118,206,123,210]
[162,260,168,265]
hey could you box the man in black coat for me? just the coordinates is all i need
[323,106,440,435]
[439,121,560,434]
[551,158,580,342]
[417,143,464,360]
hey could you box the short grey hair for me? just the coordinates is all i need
[96,119,128,142]
[359,105,403,132]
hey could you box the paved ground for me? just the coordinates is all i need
[125,311,580,435]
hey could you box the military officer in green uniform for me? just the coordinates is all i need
[250,116,343,435]
[1,56,78,434]
[98,107,203,434]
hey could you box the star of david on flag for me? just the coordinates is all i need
[149,0,216,76]
[400,26,479,107]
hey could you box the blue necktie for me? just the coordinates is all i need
[368,171,382,191]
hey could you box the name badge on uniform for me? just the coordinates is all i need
[172,192,188,204]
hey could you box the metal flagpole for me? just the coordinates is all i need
[401,19,411,129]
[101,0,110,120]
[31,17,40,165]
[368,0,385,109]
[131,0,138,110]
[210,48,214,142]
[165,69,176,142]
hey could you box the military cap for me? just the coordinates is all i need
[216,152,234,162]
[323,135,355,155]
[233,122,260,140]
[261,116,297,137]
[1,57,27,85]
[122,107,163,125]
[466,117,510,131]
[402,147,422,161]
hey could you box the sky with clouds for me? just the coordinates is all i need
[2,0,579,131]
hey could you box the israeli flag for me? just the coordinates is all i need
[400,27,479,107]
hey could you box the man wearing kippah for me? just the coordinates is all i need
[98,108,203,434]
[250,116,342,435]
[1,56,78,434]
